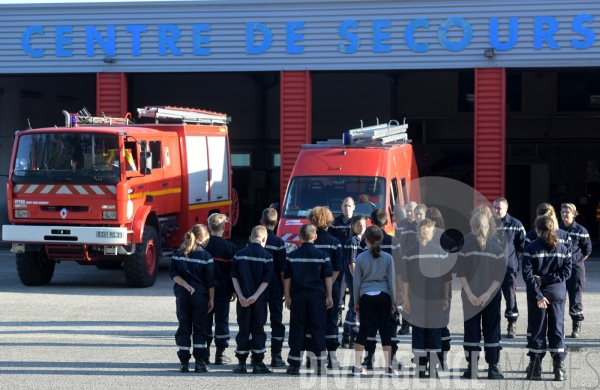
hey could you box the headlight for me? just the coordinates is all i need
[102,211,117,220]
[14,209,28,219]
[284,242,298,253]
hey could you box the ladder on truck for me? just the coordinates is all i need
[137,106,231,125]
[347,119,408,144]
[67,107,133,127]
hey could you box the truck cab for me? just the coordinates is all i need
[277,121,419,251]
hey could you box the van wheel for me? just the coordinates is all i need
[16,250,55,286]
[124,226,159,288]
[231,188,240,226]
[96,261,123,270]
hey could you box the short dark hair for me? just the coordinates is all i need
[261,208,278,227]
[299,224,317,242]
[350,215,366,226]
[370,208,388,228]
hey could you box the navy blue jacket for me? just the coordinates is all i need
[264,229,286,289]
[283,242,333,301]
[402,242,452,301]
[559,221,592,265]
[525,229,571,253]
[231,243,274,299]
[328,214,352,247]
[343,234,364,288]
[169,246,217,295]
[457,236,506,299]
[522,239,571,303]
[203,235,237,295]
[495,213,526,273]
[394,218,412,236]
[314,228,344,276]
[399,220,418,258]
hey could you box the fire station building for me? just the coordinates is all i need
[1,0,599,237]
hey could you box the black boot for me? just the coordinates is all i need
[180,362,190,373]
[348,336,356,349]
[305,356,311,369]
[462,363,477,379]
[362,352,374,370]
[341,335,350,349]
[214,346,231,365]
[398,319,410,335]
[194,360,208,373]
[507,322,516,339]
[253,360,273,374]
[488,363,504,379]
[270,354,286,367]
[553,360,566,381]
[526,358,542,381]
[327,351,339,369]
[286,365,300,375]
[572,321,582,338]
[233,361,248,374]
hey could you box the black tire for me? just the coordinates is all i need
[16,250,55,286]
[96,261,123,270]
[123,225,159,288]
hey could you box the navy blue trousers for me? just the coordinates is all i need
[175,290,209,363]
[567,262,585,321]
[306,279,341,352]
[526,294,567,362]
[343,289,358,338]
[205,293,231,348]
[288,299,327,367]
[267,283,285,355]
[501,272,519,323]
[463,292,502,364]
[235,298,268,362]
[412,326,443,366]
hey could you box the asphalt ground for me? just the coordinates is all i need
[1,249,600,389]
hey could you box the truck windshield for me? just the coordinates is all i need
[283,176,386,218]
[13,132,121,184]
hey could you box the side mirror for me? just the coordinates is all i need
[140,151,152,175]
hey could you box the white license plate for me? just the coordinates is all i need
[96,231,123,238]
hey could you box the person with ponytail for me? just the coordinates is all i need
[458,213,506,380]
[522,216,571,381]
[169,224,216,374]
[524,203,571,251]
[402,219,452,379]
[352,225,397,377]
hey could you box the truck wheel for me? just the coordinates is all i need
[96,261,123,270]
[16,251,55,286]
[123,226,159,288]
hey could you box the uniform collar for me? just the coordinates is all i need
[502,213,512,224]
[248,242,263,249]
[318,228,332,236]
[301,242,315,248]
[564,220,578,230]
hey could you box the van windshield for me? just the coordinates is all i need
[283,176,386,218]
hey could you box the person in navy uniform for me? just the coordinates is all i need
[283,223,334,376]
[352,225,398,377]
[328,197,356,330]
[170,224,216,373]
[341,215,366,349]
[403,219,452,379]
[230,226,274,374]
[394,201,417,336]
[306,206,343,369]
[203,213,237,366]
[524,204,571,252]
[492,197,526,339]
[361,209,402,370]
[458,213,506,380]
[559,203,592,338]
[522,216,571,381]
[259,207,287,367]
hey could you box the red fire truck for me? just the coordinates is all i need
[277,121,419,251]
[2,106,239,288]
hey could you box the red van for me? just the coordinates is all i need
[277,121,419,251]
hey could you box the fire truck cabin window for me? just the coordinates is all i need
[283,176,386,218]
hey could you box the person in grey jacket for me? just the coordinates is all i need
[352,225,397,377]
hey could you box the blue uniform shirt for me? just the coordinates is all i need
[558,221,592,265]
[394,218,411,236]
[264,229,286,289]
[314,229,343,274]
[365,228,403,275]
[495,213,526,273]
[328,214,352,247]
[169,246,217,295]
[522,239,571,303]
[402,242,453,300]
[203,235,237,295]
[457,236,506,299]
[344,234,364,288]
[231,243,274,299]
[399,220,418,259]
[525,229,571,253]
[283,242,333,301]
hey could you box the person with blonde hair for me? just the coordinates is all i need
[559,203,592,338]
[170,224,216,373]
[458,213,506,380]
[524,204,571,250]
[231,226,274,374]
[523,216,571,381]
[403,218,452,379]
[203,213,237,365]
[306,206,343,369]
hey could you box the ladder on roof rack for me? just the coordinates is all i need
[137,106,231,125]
[66,107,132,127]
[346,119,408,144]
